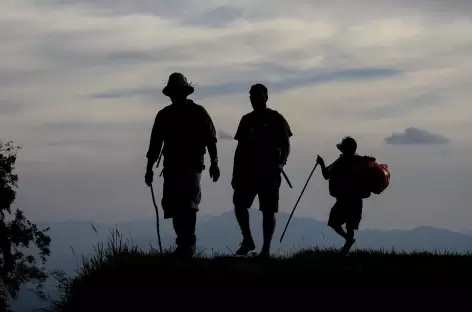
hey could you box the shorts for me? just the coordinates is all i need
[232,174,281,213]
[328,198,363,230]
[161,168,202,219]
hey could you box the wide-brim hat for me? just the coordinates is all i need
[162,72,195,97]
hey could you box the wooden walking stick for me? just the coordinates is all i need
[149,149,164,254]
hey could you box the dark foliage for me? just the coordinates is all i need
[0,140,51,311]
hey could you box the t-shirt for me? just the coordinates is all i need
[146,100,217,171]
[233,108,292,178]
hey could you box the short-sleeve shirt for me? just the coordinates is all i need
[234,108,292,175]
[146,100,217,171]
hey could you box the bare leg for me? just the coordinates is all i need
[172,210,197,258]
[261,211,276,254]
[329,224,347,240]
[235,206,255,255]
[235,206,252,240]
[341,227,356,255]
[346,228,355,241]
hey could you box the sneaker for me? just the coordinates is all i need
[235,238,256,256]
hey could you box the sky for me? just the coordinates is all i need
[1,0,471,232]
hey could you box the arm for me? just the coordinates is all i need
[279,134,291,167]
[233,141,244,169]
[320,162,330,180]
[233,117,246,167]
[319,157,340,180]
[277,113,293,166]
[231,119,246,189]
[202,107,218,165]
[146,113,163,173]
[207,140,218,165]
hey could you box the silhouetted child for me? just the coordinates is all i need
[316,137,375,255]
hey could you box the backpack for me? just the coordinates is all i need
[328,155,390,199]
[367,162,390,195]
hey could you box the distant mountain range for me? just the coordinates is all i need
[9,211,472,311]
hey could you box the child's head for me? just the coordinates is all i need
[336,136,357,155]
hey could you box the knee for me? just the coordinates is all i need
[328,222,341,230]
[346,229,355,239]
[174,210,196,221]
[262,211,275,219]
[235,205,248,214]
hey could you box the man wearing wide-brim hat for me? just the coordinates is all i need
[145,72,220,258]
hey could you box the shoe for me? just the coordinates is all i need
[235,238,256,256]
[173,243,196,259]
[258,247,270,258]
[340,238,356,256]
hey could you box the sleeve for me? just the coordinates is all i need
[279,113,293,138]
[199,106,217,144]
[273,112,293,148]
[146,112,164,162]
[234,117,246,141]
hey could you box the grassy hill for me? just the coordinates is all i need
[42,230,472,312]
[11,214,472,312]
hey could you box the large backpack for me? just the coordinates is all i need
[328,155,390,199]
[367,162,390,195]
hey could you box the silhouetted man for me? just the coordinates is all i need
[316,137,375,255]
[232,83,292,257]
[145,72,220,258]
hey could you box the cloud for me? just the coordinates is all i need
[217,129,234,140]
[91,68,400,101]
[384,127,450,145]
[1,0,471,230]
[0,101,27,116]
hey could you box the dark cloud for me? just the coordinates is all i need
[357,93,443,120]
[44,0,195,16]
[0,101,27,116]
[45,0,472,19]
[91,68,400,101]
[33,120,152,155]
[183,6,245,27]
[217,129,234,140]
[384,127,450,145]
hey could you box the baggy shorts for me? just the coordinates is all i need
[161,169,202,220]
[328,198,363,230]
[232,171,282,213]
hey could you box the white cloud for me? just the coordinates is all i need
[1,0,471,230]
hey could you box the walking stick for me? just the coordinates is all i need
[150,184,163,254]
[149,149,164,254]
[279,162,318,243]
[282,170,293,188]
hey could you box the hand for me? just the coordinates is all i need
[209,163,220,182]
[316,155,325,166]
[145,170,153,187]
[277,163,284,172]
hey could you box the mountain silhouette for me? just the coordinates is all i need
[10,212,472,311]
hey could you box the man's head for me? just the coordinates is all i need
[336,136,357,156]
[162,72,194,102]
[249,83,268,112]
